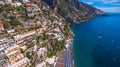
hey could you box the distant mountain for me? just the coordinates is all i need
[42,0,105,23]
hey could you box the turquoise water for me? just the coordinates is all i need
[71,13,120,67]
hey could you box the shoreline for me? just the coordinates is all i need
[54,36,74,67]
[72,14,107,24]
[67,14,105,67]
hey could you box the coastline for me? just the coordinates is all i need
[69,13,120,67]
[67,14,106,67]
[0,0,107,67]
[73,14,107,24]
[54,35,74,67]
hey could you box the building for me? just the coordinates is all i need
[14,30,36,41]
[19,44,28,51]
[9,57,30,67]
[0,37,8,52]
[0,1,5,5]
[37,48,47,59]
[0,38,15,48]
[7,29,15,34]
[45,56,56,64]
[0,37,30,67]
[0,37,7,43]
[0,54,9,67]
[11,2,22,7]
[26,3,31,7]
[3,42,30,67]
[5,45,19,55]
[36,27,47,35]
[5,44,24,64]
[3,0,12,4]
[0,38,7,53]
[22,0,30,3]
[0,21,4,31]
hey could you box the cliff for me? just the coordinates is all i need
[43,0,105,23]
[0,0,106,66]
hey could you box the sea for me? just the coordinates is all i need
[71,13,120,67]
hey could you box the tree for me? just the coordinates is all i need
[10,19,22,27]
[36,36,41,43]
[3,22,10,29]
[47,50,56,58]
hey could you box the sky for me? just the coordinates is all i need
[80,0,120,12]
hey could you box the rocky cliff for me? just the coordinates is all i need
[42,0,105,23]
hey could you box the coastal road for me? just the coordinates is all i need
[64,47,72,67]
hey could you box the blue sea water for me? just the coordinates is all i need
[71,13,120,67]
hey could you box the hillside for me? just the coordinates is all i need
[0,0,105,67]
[43,0,105,23]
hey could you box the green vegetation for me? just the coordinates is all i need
[3,22,10,29]
[36,36,41,43]
[0,4,15,12]
[54,40,65,50]
[57,40,65,50]
[26,51,37,67]
[20,48,25,54]
[27,16,35,20]
[46,39,65,57]
[17,5,26,12]
[10,19,22,26]
[64,25,71,37]
[26,51,34,59]
[59,8,71,16]
[9,16,16,20]
[28,26,41,31]
[21,15,35,20]
[26,42,34,48]
[28,27,34,31]
[0,7,4,13]
[47,50,56,58]
[0,59,6,65]
[49,17,56,22]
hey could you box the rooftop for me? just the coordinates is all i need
[14,30,36,40]
[0,37,6,41]
[0,22,3,28]
[26,3,31,7]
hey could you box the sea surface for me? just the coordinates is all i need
[71,13,120,67]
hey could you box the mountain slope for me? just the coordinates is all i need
[43,0,105,23]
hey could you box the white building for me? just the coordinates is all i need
[14,30,36,41]
[11,2,22,7]
[0,1,5,5]
[45,56,56,64]
[7,29,15,34]
[22,0,30,3]
[3,0,12,4]
[0,38,7,43]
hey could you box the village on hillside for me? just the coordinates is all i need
[0,0,74,67]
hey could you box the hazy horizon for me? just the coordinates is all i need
[80,0,120,12]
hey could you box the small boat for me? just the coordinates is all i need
[97,36,103,39]
[112,40,115,42]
